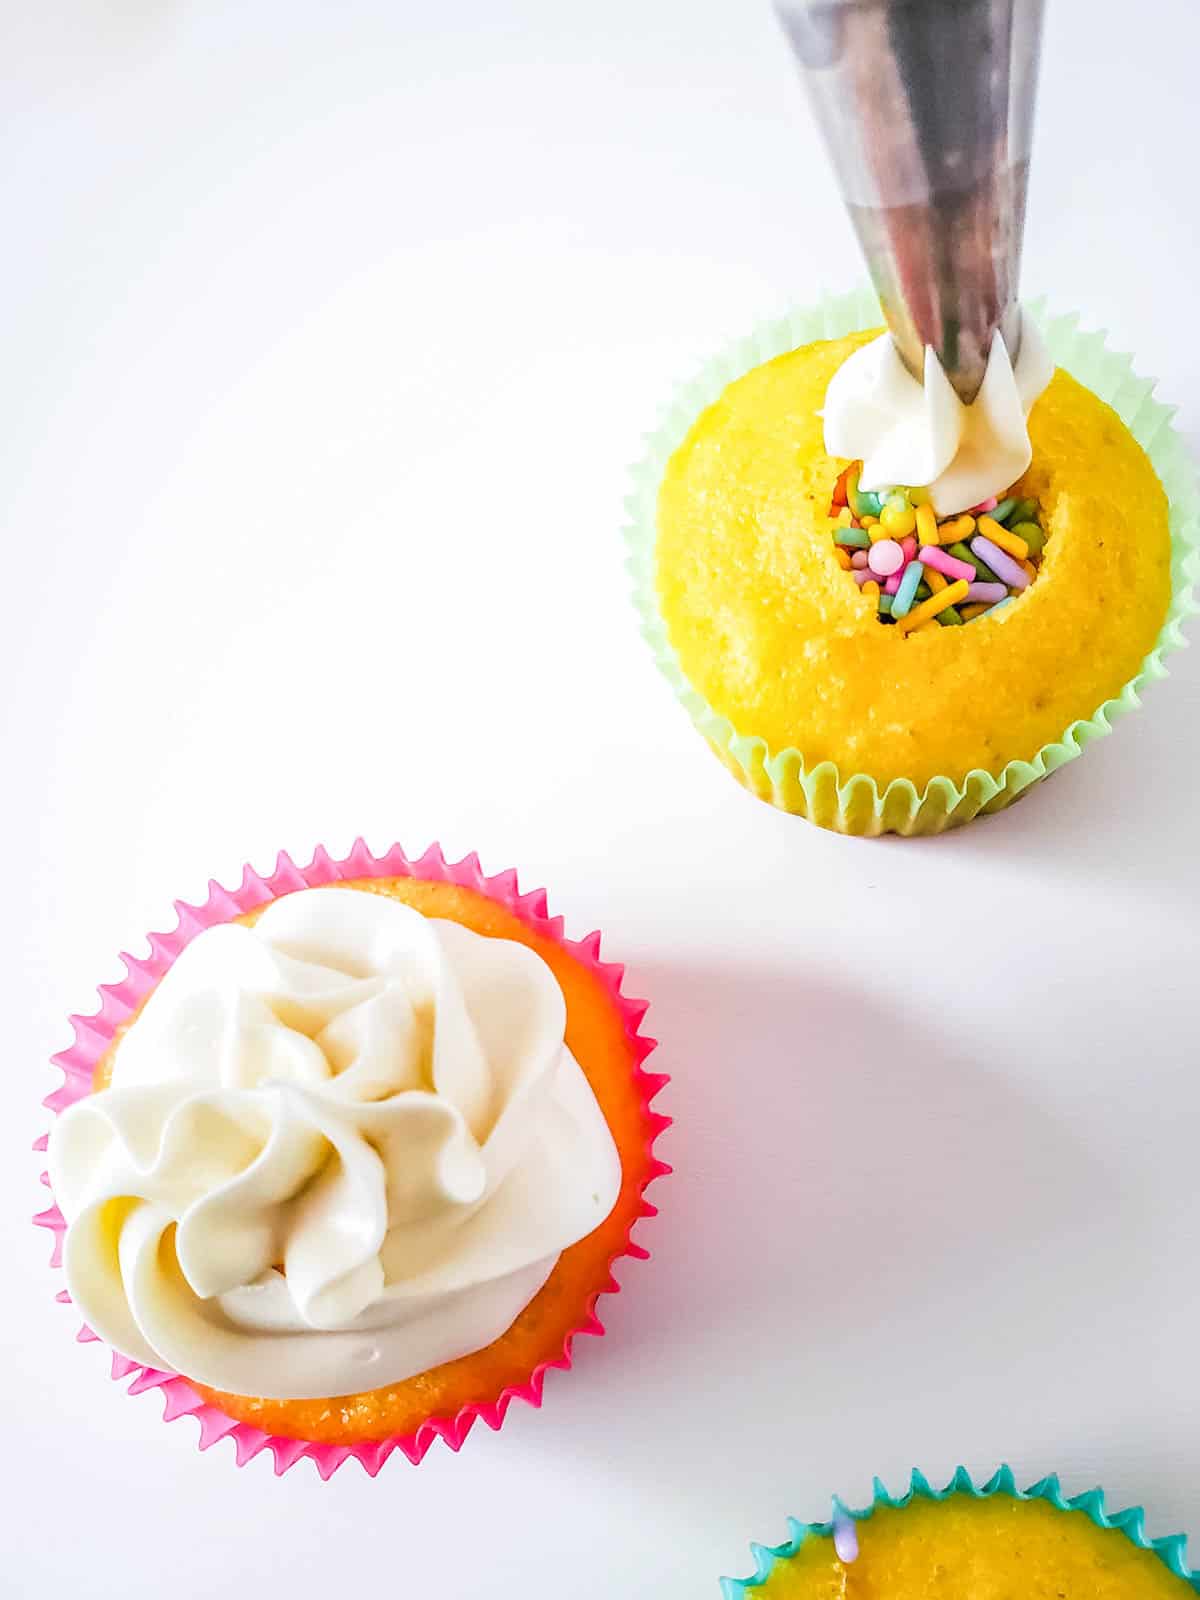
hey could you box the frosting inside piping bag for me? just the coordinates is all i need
[48,888,622,1399]
[822,311,1054,514]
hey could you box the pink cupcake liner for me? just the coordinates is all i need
[34,839,670,1478]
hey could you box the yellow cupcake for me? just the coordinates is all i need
[739,1491,1195,1599]
[88,876,657,1448]
[632,299,1197,835]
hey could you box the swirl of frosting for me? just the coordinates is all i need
[822,311,1055,515]
[48,888,622,1400]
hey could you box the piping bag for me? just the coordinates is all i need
[773,0,1052,512]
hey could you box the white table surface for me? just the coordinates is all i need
[5,1,1199,1594]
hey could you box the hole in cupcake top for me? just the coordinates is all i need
[830,466,1047,634]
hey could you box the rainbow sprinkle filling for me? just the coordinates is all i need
[830,467,1048,633]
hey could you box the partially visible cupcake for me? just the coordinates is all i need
[722,1465,1199,1597]
[629,293,1198,836]
[36,842,668,1476]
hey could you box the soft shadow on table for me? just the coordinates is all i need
[521,957,1190,1548]
[888,642,1200,910]
[611,959,1126,1349]
[953,427,1200,889]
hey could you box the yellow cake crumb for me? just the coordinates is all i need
[755,1496,1191,1598]
[656,330,1172,790]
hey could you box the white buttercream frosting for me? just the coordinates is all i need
[48,888,622,1400]
[822,311,1054,515]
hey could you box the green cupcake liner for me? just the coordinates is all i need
[623,288,1200,836]
[722,1463,1200,1595]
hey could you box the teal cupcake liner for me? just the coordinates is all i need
[722,1463,1199,1594]
[624,288,1200,836]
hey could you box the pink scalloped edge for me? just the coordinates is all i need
[34,839,670,1479]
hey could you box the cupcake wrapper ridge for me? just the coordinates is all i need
[35,840,669,1478]
[722,1464,1200,1595]
[625,287,1200,836]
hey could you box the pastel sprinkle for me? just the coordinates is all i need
[991,496,1019,525]
[916,503,940,545]
[884,572,902,596]
[832,1513,859,1565]
[835,547,852,570]
[852,568,877,586]
[861,579,880,600]
[947,540,1001,584]
[986,596,1016,618]
[851,550,870,569]
[891,558,924,619]
[900,534,918,562]
[970,534,1030,590]
[895,577,970,635]
[960,602,990,620]
[964,581,1008,604]
[878,594,893,615]
[867,539,905,577]
[924,567,948,593]
[880,497,917,537]
[936,604,964,625]
[968,494,999,515]
[850,475,883,518]
[835,527,871,549]
[919,545,975,584]
[977,515,1029,560]
[1011,520,1046,556]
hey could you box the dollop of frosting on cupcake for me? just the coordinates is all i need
[48,888,622,1399]
[823,311,1054,514]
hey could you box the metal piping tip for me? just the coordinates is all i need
[775,0,1045,404]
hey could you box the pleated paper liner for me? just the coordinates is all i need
[34,839,670,1477]
[722,1464,1200,1595]
[625,289,1200,836]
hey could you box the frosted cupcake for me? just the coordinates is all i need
[723,1465,1199,1597]
[629,293,1198,836]
[37,843,668,1474]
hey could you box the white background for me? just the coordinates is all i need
[4,1,1199,1594]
